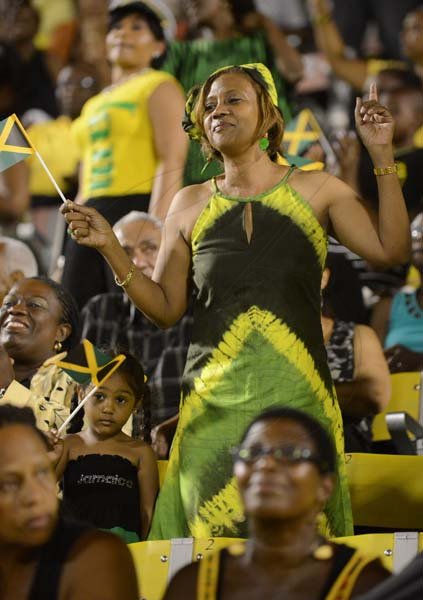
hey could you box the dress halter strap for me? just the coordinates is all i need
[281,164,296,183]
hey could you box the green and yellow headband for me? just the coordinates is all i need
[182,62,279,143]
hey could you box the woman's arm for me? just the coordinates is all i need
[148,80,188,220]
[137,443,159,539]
[370,296,393,344]
[61,184,201,327]
[45,430,70,480]
[336,325,391,417]
[307,0,368,90]
[151,413,179,459]
[241,12,304,83]
[325,85,410,267]
[64,530,139,600]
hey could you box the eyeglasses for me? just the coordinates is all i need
[231,444,319,466]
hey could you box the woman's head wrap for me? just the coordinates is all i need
[182,62,279,143]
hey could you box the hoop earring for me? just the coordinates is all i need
[54,340,63,352]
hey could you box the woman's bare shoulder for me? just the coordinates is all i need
[63,432,84,449]
[168,181,213,215]
[61,529,139,599]
[292,168,339,189]
[166,180,215,241]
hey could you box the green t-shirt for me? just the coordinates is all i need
[162,31,293,185]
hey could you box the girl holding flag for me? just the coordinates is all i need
[48,349,159,543]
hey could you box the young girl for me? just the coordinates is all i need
[49,351,159,543]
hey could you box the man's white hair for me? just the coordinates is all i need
[113,211,163,232]
[0,236,38,277]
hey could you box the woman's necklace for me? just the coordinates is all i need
[102,67,151,94]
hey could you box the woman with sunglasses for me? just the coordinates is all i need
[163,407,390,600]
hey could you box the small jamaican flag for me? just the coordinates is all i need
[55,339,126,386]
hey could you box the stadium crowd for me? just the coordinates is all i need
[1,0,423,598]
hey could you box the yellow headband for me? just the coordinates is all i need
[182,62,279,142]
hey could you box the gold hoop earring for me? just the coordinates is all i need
[54,340,63,352]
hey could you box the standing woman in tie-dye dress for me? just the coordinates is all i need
[62,62,410,540]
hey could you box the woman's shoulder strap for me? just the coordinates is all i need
[281,164,297,183]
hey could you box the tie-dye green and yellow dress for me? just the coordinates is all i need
[149,167,353,540]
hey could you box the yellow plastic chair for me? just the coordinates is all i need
[334,532,423,573]
[334,533,394,571]
[129,532,423,598]
[129,537,243,600]
[372,371,422,442]
[345,453,423,529]
[129,539,171,600]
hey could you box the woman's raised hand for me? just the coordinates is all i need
[355,83,394,150]
[61,201,114,250]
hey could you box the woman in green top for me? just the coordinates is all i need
[160,0,303,184]
[62,62,410,539]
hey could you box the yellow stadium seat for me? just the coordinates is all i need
[129,539,171,600]
[334,533,391,571]
[129,533,423,598]
[129,537,243,600]
[346,453,423,529]
[372,371,422,442]
[335,532,423,573]
[157,460,168,488]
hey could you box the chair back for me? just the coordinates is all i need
[346,452,423,529]
[372,371,423,442]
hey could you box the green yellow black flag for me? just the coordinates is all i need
[0,114,34,173]
[282,108,323,156]
[56,339,126,387]
[281,108,339,170]
[0,113,66,202]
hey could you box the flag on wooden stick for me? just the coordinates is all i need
[0,113,66,202]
